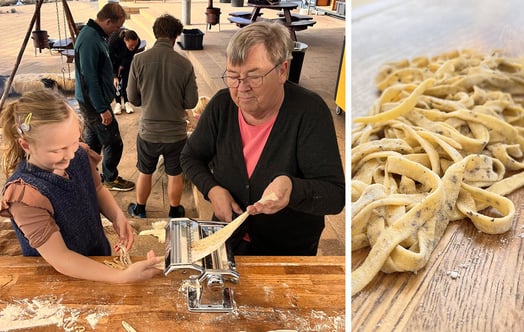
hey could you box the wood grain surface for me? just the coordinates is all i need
[0,256,345,331]
[352,190,524,331]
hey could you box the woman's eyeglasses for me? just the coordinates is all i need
[222,63,281,88]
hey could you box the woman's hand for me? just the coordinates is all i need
[247,175,292,215]
[208,186,243,222]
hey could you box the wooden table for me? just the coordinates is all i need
[352,0,524,330]
[351,189,524,331]
[228,2,316,41]
[0,256,345,331]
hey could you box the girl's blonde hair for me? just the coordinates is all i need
[0,89,83,178]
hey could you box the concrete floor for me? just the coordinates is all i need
[0,0,346,256]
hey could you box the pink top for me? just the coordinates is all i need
[238,108,277,178]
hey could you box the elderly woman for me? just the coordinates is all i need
[180,21,345,256]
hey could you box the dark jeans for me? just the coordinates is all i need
[78,102,123,182]
[116,69,130,103]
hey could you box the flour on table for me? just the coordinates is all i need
[0,295,109,331]
[214,305,345,331]
[86,310,109,329]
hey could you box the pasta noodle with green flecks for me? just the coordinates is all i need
[352,49,524,296]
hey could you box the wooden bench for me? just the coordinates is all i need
[229,11,262,19]
[278,12,313,21]
[61,49,75,63]
[228,16,253,27]
[287,19,316,31]
[286,19,316,40]
[49,38,73,51]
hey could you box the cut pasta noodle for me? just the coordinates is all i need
[352,49,524,296]
[104,244,132,270]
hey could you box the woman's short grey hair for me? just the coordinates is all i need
[226,21,293,66]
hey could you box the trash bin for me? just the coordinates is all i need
[288,42,308,84]
[179,29,204,50]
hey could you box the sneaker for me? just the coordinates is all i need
[169,205,185,218]
[128,203,146,218]
[113,103,122,115]
[124,102,134,114]
[103,176,135,191]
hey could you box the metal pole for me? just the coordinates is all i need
[182,0,191,25]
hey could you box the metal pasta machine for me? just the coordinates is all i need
[164,218,239,312]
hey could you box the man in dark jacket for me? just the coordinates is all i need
[180,21,345,256]
[74,2,135,191]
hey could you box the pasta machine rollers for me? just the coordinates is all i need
[164,218,239,313]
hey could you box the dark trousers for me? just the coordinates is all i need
[78,102,123,182]
[116,68,130,103]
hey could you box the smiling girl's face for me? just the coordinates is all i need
[18,106,81,177]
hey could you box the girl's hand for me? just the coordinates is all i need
[113,218,135,252]
[119,250,163,283]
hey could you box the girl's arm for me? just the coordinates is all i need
[7,199,161,283]
[96,185,135,251]
[38,232,161,283]
[85,143,135,251]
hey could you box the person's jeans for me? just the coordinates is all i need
[120,68,130,103]
[78,102,123,182]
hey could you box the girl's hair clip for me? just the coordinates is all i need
[17,113,32,135]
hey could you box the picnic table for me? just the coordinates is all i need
[228,2,316,41]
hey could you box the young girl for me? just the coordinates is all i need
[0,89,161,283]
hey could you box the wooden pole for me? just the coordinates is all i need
[0,0,79,112]
[62,0,79,43]
[0,0,45,112]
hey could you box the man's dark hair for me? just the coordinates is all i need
[153,14,183,39]
[97,2,126,23]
